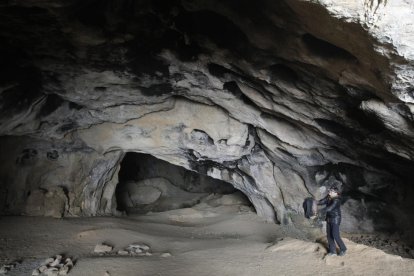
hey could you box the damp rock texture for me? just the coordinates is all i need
[0,0,414,236]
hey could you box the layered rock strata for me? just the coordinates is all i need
[0,0,414,236]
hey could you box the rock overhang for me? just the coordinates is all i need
[0,0,413,236]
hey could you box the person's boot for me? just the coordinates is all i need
[338,249,347,256]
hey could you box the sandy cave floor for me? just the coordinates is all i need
[1,204,414,276]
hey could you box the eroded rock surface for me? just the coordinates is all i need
[117,178,208,213]
[0,0,414,239]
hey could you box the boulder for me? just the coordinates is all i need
[94,244,113,254]
[118,178,207,213]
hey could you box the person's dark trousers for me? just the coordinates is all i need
[326,222,347,253]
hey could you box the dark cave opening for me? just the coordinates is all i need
[302,33,358,61]
[174,10,253,56]
[115,152,251,214]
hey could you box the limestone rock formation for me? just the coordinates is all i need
[0,0,414,238]
[117,177,208,213]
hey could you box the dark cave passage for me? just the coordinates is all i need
[115,152,252,214]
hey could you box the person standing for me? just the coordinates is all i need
[318,186,347,256]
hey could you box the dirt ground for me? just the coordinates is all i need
[1,198,414,276]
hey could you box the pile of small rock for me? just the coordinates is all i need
[0,261,20,274]
[32,255,74,276]
[117,244,152,256]
[93,242,171,258]
[93,243,113,254]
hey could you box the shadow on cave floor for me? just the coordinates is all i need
[343,232,414,259]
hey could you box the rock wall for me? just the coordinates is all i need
[0,136,122,217]
[0,0,414,234]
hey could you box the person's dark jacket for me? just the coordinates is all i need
[318,196,342,224]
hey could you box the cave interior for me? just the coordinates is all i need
[1,0,414,268]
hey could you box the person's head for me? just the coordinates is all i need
[328,187,340,198]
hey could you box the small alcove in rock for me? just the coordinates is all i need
[115,152,252,214]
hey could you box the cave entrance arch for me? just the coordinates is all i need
[115,152,253,215]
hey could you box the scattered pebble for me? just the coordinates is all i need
[160,252,172,258]
[117,250,129,256]
[50,255,62,267]
[127,243,150,253]
[59,265,69,275]
[116,243,152,256]
[0,261,20,274]
[44,267,58,276]
[94,243,113,254]
[42,258,54,266]
[33,255,74,275]
[65,258,73,267]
